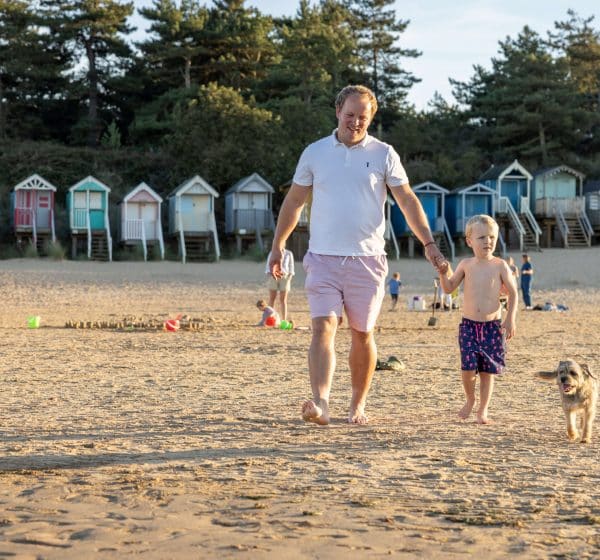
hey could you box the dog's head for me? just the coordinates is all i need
[538,360,595,395]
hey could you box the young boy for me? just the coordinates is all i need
[438,215,517,424]
[387,272,402,311]
[256,299,280,327]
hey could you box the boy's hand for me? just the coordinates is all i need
[436,258,449,275]
[502,318,515,341]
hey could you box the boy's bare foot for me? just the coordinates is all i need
[477,409,492,424]
[348,405,368,425]
[302,400,330,425]
[458,399,475,420]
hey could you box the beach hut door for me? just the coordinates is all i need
[36,193,51,229]
[181,195,209,231]
[503,180,520,211]
[15,190,33,226]
[420,194,438,231]
[89,192,104,230]
[141,203,157,239]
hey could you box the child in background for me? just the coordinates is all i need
[256,299,280,327]
[387,272,402,311]
[437,215,517,424]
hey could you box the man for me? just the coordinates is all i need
[520,253,534,309]
[269,85,444,425]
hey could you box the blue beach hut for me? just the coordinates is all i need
[225,172,275,254]
[532,165,591,248]
[167,175,220,263]
[67,176,112,261]
[479,160,541,251]
[390,181,455,261]
[446,183,505,256]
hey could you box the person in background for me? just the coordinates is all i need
[387,272,402,311]
[520,254,534,310]
[265,248,294,321]
[256,299,280,327]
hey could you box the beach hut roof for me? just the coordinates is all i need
[479,159,533,182]
[168,175,219,198]
[449,183,496,195]
[226,172,275,195]
[69,175,111,192]
[13,173,57,192]
[120,182,163,204]
[412,181,449,194]
[533,165,585,180]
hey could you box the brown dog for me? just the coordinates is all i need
[538,360,597,443]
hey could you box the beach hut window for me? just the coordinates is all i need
[74,192,86,208]
[89,192,102,209]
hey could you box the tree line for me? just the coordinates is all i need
[0,0,599,211]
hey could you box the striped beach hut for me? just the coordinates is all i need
[10,174,57,253]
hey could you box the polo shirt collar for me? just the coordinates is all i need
[331,129,371,148]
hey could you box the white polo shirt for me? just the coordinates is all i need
[292,130,409,256]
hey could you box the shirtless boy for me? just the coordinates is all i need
[438,215,518,424]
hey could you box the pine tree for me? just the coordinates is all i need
[346,0,420,112]
[40,0,134,147]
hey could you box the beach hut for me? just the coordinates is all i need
[67,176,112,261]
[10,174,57,253]
[532,165,592,248]
[584,180,600,242]
[390,181,455,260]
[119,182,165,260]
[167,175,220,263]
[479,160,541,251]
[445,183,506,256]
[225,172,275,253]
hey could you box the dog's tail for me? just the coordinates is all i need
[536,370,556,381]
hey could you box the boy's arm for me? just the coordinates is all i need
[438,261,464,294]
[501,263,518,340]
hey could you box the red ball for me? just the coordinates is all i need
[265,315,276,327]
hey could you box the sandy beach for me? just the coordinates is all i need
[1,249,599,559]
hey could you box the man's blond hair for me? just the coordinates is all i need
[335,85,378,116]
[465,214,498,239]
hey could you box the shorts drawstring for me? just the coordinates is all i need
[340,255,358,267]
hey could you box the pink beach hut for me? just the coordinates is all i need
[11,174,57,252]
[119,182,165,260]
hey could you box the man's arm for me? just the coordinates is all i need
[269,184,311,278]
[389,183,445,268]
[501,263,518,340]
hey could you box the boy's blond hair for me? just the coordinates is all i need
[256,299,267,309]
[335,85,378,116]
[465,214,498,239]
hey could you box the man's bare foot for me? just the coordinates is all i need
[348,405,368,425]
[477,409,492,424]
[458,399,475,420]
[302,400,330,425]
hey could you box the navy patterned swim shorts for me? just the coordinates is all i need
[458,318,505,374]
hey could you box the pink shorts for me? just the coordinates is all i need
[303,251,388,332]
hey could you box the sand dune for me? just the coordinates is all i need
[0,249,599,558]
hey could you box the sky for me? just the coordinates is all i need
[129,1,600,110]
